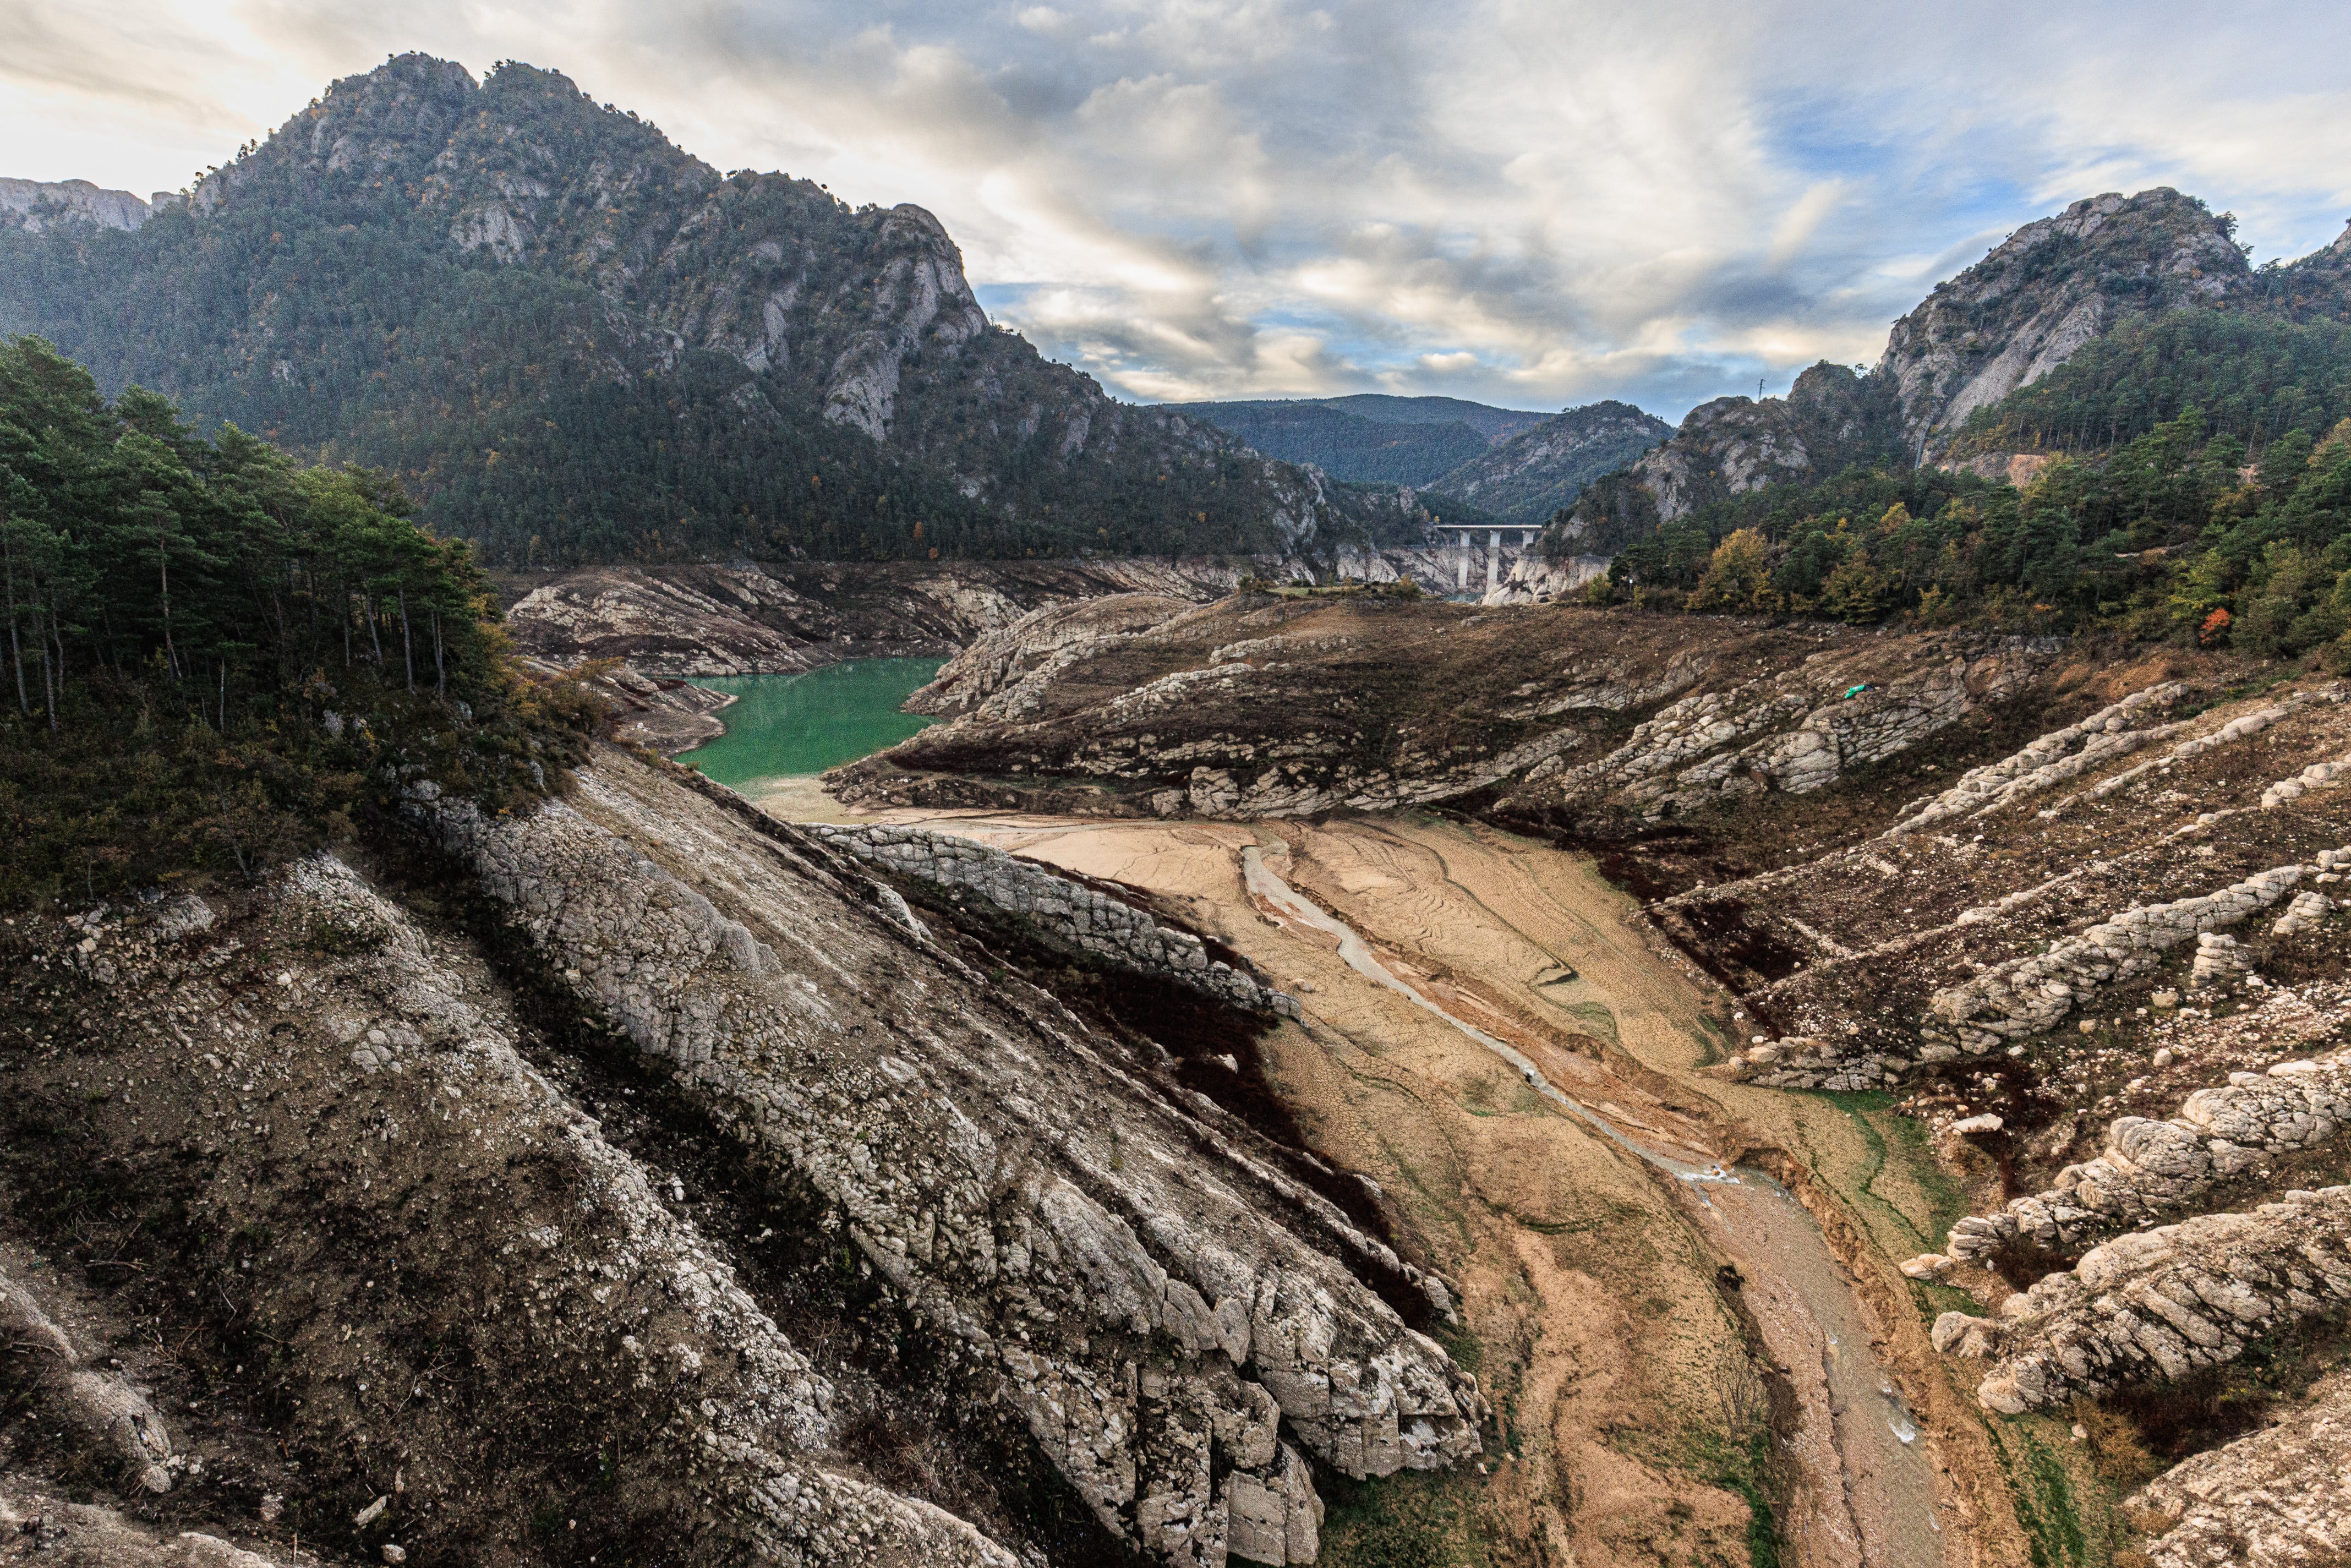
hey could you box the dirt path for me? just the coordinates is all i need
[851,806,1971,1567]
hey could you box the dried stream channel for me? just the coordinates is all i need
[1240,845,1943,1568]
[828,807,1955,1567]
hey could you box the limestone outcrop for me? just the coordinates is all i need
[2129,1370,2351,1568]
[4,851,1024,1566]
[1940,1053,2351,1263]
[1939,1187,2351,1413]
[1523,637,2048,817]
[836,598,2068,827]
[1886,682,2188,835]
[0,1270,176,1494]
[423,750,1484,1565]
[806,823,1295,1017]
[1922,855,2337,1055]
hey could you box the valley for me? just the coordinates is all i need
[12,40,2351,1566]
[827,808,1967,1567]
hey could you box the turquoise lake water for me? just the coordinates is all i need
[684,658,945,787]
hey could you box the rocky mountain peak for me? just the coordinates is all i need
[0,177,169,233]
[1877,187,2250,454]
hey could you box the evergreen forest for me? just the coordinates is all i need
[0,335,600,906]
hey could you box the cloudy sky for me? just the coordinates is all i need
[6,0,2349,418]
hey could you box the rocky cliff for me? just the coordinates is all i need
[1878,190,2255,456]
[0,178,170,233]
[1555,188,2348,537]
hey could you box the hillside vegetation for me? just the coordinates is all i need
[0,335,595,906]
[1162,399,1493,485]
[1562,189,2351,653]
[0,56,1427,567]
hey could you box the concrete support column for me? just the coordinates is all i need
[1456,532,1469,590]
[1486,529,1501,595]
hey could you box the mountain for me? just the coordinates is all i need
[0,55,1433,567]
[0,177,177,232]
[1160,398,1492,484]
[1315,393,1554,442]
[1167,394,1658,518]
[1164,391,1557,488]
[1563,189,2351,533]
[1426,398,1672,526]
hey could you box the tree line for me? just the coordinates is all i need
[1594,406,2351,662]
[0,335,595,906]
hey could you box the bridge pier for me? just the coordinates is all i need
[1486,529,1501,595]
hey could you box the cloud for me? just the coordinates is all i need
[4,0,2348,417]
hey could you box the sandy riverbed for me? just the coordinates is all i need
[796,802,2009,1565]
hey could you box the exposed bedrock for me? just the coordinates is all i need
[1920,856,2332,1055]
[1519,633,2052,818]
[2128,1368,2351,1568]
[1931,1186,2351,1414]
[420,750,1484,1566]
[840,595,2076,824]
[0,1271,176,1495]
[6,854,1021,1566]
[804,823,1297,1018]
[1701,676,2351,1091]
[1937,1052,2351,1265]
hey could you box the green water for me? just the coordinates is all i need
[684,658,945,786]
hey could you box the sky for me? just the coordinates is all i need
[5,1,2349,420]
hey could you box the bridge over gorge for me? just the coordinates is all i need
[1431,522,1544,595]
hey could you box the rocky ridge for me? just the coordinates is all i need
[420,749,1485,1565]
[832,597,2071,823]
[1934,1185,2351,1415]
[1931,1051,2351,1267]
[802,823,1297,1019]
[1,853,1024,1566]
[1550,188,2344,539]
[0,178,170,233]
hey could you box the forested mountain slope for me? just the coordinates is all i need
[1430,398,1672,526]
[0,54,1430,567]
[1564,190,2351,543]
[1160,398,1494,485]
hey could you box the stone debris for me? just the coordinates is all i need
[1921,853,2339,1056]
[425,752,1483,1566]
[2273,889,2333,936]
[1890,682,2187,836]
[0,1490,297,1568]
[0,1269,175,1493]
[1944,1186,2351,1413]
[1942,1050,2351,1263]
[2128,1368,2351,1568]
[806,823,1297,1017]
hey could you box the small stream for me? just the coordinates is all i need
[1241,846,1944,1567]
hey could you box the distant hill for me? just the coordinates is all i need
[1428,400,1673,526]
[0,55,1433,567]
[1166,394,1597,491]
[1162,400,1490,484]
[1315,394,1553,443]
